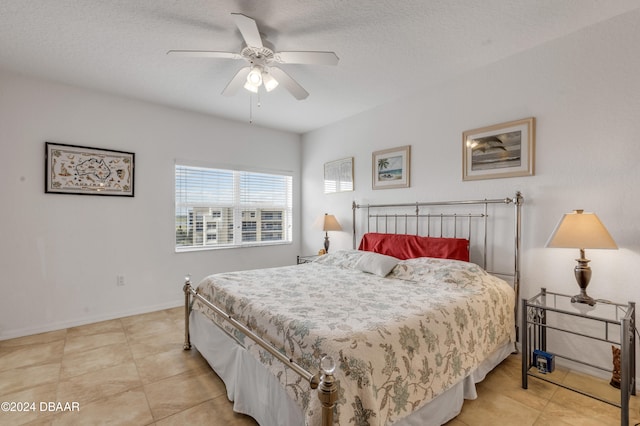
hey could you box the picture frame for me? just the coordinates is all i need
[372,145,410,189]
[462,117,535,181]
[324,157,354,193]
[45,142,135,196]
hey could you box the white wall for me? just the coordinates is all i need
[0,70,301,339]
[302,11,640,377]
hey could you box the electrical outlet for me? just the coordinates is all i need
[116,275,125,287]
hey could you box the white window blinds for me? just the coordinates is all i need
[175,164,293,251]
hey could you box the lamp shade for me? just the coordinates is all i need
[243,81,259,93]
[323,214,342,232]
[262,71,279,92]
[545,210,617,249]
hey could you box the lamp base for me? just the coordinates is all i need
[571,252,595,306]
[570,292,596,306]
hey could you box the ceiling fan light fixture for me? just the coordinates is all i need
[262,71,279,92]
[243,81,259,93]
[247,66,263,86]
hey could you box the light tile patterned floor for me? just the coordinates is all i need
[0,307,637,425]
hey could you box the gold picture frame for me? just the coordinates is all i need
[462,117,535,181]
[372,145,410,189]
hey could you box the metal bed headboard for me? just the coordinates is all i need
[352,191,523,341]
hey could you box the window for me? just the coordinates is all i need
[175,164,293,251]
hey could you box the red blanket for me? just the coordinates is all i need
[358,232,469,261]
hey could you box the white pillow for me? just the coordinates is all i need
[354,252,399,277]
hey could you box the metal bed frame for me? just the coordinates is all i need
[182,191,523,426]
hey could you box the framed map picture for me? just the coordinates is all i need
[45,142,135,196]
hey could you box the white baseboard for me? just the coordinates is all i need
[0,299,184,341]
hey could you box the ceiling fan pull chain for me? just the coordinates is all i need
[249,93,253,124]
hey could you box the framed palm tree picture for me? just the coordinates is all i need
[372,145,410,189]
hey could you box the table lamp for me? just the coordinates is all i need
[322,214,342,253]
[545,210,617,306]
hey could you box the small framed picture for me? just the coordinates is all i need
[372,145,410,189]
[324,157,354,193]
[462,117,535,181]
[45,142,135,196]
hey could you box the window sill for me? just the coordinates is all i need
[175,241,292,253]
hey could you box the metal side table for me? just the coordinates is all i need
[522,288,636,426]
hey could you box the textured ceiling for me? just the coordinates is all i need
[1,1,639,134]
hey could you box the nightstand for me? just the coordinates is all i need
[297,255,320,264]
[522,288,636,425]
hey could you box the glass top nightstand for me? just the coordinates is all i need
[522,288,636,425]
[527,289,633,324]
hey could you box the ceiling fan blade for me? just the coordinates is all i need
[231,13,263,48]
[275,51,339,66]
[222,67,251,96]
[269,67,309,100]
[167,50,242,59]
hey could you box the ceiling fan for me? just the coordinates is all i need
[167,13,339,100]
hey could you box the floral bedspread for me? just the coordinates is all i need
[192,250,515,425]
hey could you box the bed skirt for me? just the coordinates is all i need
[190,310,513,426]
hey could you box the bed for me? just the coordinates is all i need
[183,192,523,425]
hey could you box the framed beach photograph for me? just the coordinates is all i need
[372,145,410,189]
[45,142,135,196]
[324,157,354,193]
[462,117,535,181]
